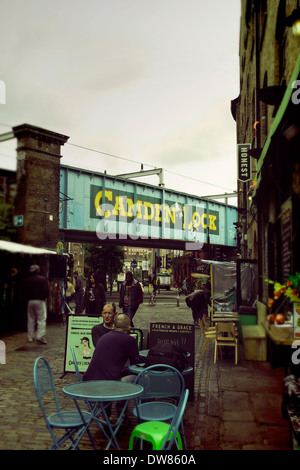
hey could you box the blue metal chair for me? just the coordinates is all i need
[129,389,189,450]
[70,345,82,381]
[33,356,95,450]
[132,364,187,446]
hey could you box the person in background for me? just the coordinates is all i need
[83,273,106,317]
[119,271,143,327]
[186,286,210,326]
[24,264,49,344]
[73,271,84,314]
[91,303,117,347]
[66,277,75,304]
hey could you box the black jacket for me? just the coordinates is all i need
[83,282,106,316]
[24,274,49,302]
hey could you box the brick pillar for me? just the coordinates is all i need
[13,124,69,250]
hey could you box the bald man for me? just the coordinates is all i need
[83,314,142,382]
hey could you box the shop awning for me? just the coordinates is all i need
[0,240,57,255]
[253,53,300,198]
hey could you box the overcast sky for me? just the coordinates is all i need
[0,0,241,202]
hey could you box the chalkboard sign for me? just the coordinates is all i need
[64,315,102,373]
[149,322,195,398]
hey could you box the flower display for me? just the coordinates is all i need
[265,272,300,308]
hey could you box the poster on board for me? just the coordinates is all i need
[64,315,103,373]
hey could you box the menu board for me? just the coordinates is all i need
[64,315,102,373]
[149,322,195,398]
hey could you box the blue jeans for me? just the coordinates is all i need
[122,305,138,327]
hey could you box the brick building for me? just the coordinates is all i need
[232,0,300,306]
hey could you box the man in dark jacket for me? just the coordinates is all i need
[73,271,84,314]
[24,265,49,344]
[91,303,116,347]
[186,288,210,326]
[83,273,106,316]
[83,314,142,381]
[119,271,143,327]
[84,313,142,418]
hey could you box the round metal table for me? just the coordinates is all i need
[63,380,143,450]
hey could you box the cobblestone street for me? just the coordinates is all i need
[0,292,291,452]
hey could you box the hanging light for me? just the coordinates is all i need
[286,7,300,37]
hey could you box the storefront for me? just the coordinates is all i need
[0,240,67,334]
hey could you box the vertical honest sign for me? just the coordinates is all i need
[237,143,252,182]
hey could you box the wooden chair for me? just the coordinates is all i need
[203,314,216,332]
[214,322,238,365]
[198,318,217,359]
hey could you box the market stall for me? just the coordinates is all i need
[0,240,68,333]
[199,260,255,315]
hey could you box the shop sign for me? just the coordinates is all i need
[237,143,252,182]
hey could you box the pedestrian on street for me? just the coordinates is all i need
[119,271,143,327]
[73,271,84,314]
[185,288,210,326]
[24,264,49,344]
[83,273,106,316]
[65,277,75,306]
[91,303,117,347]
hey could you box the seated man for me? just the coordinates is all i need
[83,314,143,419]
[83,313,142,382]
[91,303,117,347]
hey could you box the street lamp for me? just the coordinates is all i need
[286,7,300,37]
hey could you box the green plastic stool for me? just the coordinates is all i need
[128,421,183,450]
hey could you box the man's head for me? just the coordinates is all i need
[125,271,133,284]
[114,314,131,333]
[29,265,40,274]
[102,303,117,328]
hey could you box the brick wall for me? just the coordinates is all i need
[13,124,69,250]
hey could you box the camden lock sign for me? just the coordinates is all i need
[237,144,252,183]
[59,165,238,247]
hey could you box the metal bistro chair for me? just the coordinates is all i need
[33,356,95,450]
[129,389,189,450]
[132,364,187,448]
[70,345,82,381]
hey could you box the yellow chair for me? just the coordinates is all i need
[198,318,216,359]
[214,322,238,365]
[203,314,216,332]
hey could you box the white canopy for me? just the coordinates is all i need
[0,240,56,255]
